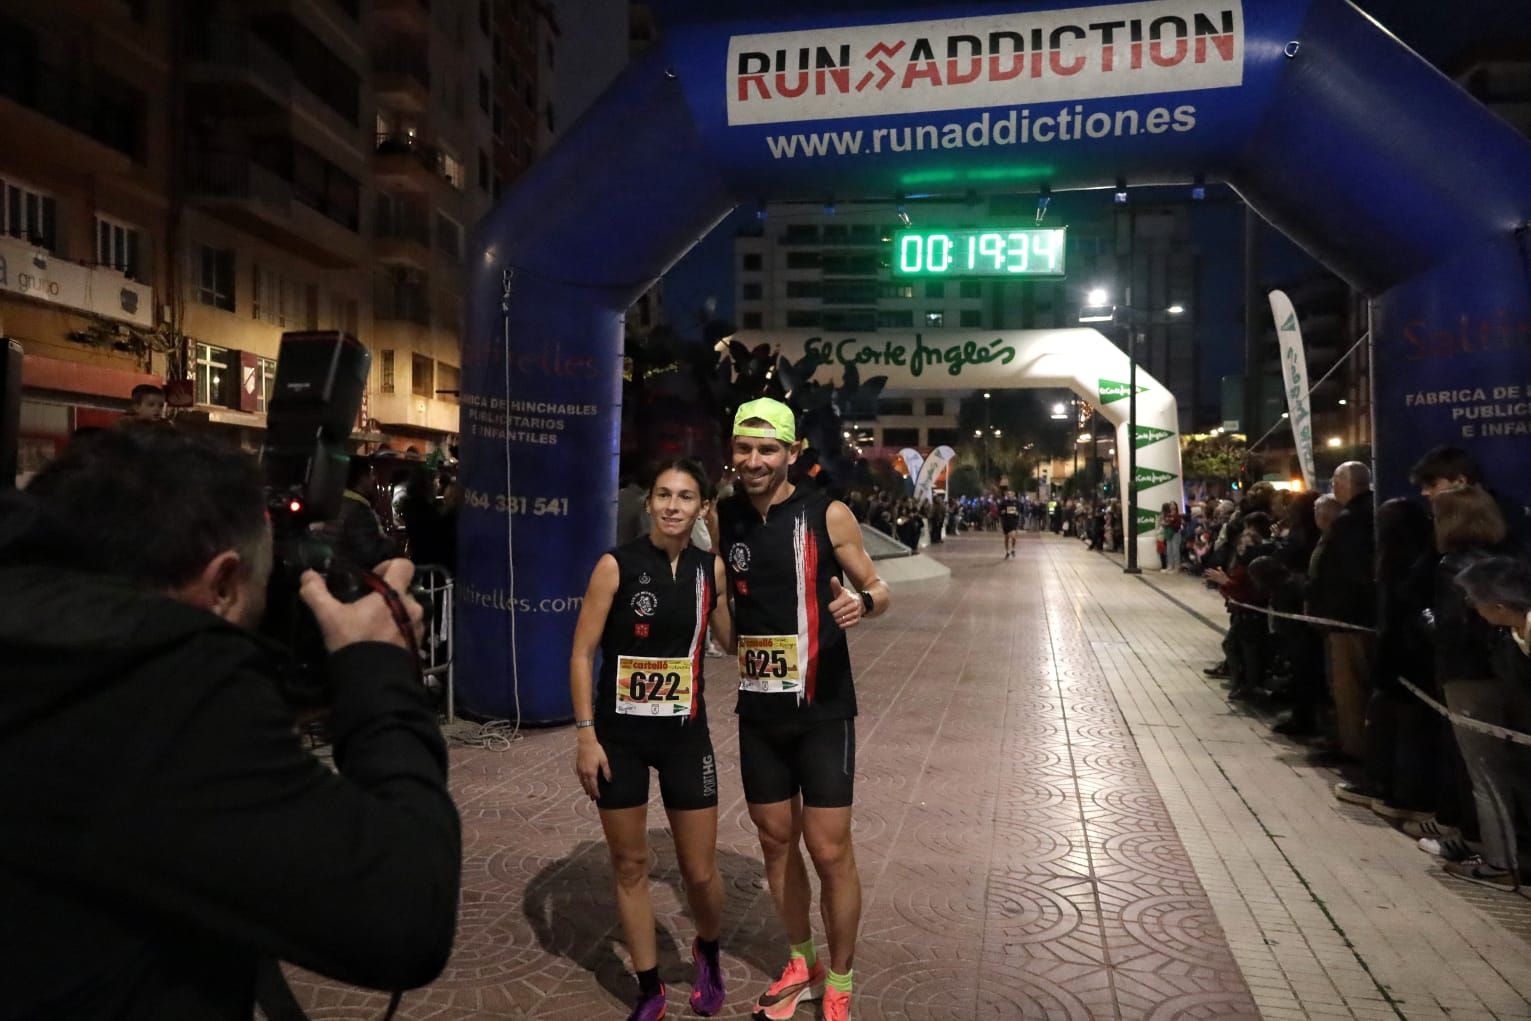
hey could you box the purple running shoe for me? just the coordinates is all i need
[690,941,726,1016]
[625,985,666,1021]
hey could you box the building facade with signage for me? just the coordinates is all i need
[0,0,171,474]
[2,0,550,481]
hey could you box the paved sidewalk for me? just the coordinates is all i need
[286,532,1531,1019]
[1045,536,1531,1021]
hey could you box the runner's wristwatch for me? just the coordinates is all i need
[860,590,875,615]
[575,719,595,729]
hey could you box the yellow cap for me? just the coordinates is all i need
[733,398,796,443]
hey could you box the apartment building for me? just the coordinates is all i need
[489,0,557,197]
[369,0,494,449]
[0,0,170,473]
[3,0,521,474]
[180,0,373,443]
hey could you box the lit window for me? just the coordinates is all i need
[194,342,234,407]
[437,149,465,189]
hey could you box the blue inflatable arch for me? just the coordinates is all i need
[459,0,1531,722]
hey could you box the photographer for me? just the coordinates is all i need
[0,425,460,1019]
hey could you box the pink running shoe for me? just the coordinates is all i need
[823,987,852,1021]
[751,957,824,1020]
[689,941,725,1016]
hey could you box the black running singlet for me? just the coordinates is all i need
[718,486,856,723]
[596,537,716,735]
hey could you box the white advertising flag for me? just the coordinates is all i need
[915,444,956,502]
[1268,289,1316,489]
[898,447,924,494]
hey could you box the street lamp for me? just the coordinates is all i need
[982,390,992,484]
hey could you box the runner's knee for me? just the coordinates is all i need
[803,830,852,873]
[680,858,717,892]
[611,846,650,888]
[754,817,797,858]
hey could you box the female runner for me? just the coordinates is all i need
[570,460,733,1020]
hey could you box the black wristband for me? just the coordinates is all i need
[861,589,875,615]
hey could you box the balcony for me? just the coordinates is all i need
[0,62,142,167]
[184,22,293,117]
[373,46,431,113]
[374,204,431,269]
[374,132,447,191]
[374,0,430,36]
[0,234,154,328]
[187,152,365,268]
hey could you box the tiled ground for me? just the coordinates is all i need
[1045,537,1531,1021]
[285,531,1526,1019]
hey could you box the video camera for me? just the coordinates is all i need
[259,330,376,701]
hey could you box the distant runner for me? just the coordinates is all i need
[998,485,1021,559]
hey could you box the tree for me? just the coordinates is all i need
[1182,435,1249,483]
[947,464,981,498]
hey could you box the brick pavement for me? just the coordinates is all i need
[284,531,1527,1019]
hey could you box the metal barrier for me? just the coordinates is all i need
[414,564,455,722]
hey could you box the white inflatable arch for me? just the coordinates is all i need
[732,328,1184,565]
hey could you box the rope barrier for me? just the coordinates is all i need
[1225,599,1378,633]
[1392,676,1531,748]
[1216,597,1531,745]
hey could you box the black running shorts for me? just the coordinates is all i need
[595,721,719,812]
[738,717,855,808]
[1001,515,1020,534]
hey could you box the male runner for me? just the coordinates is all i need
[716,398,890,1021]
[998,485,1021,558]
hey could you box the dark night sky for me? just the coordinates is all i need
[659,1,1528,416]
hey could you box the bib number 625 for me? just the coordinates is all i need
[742,649,790,680]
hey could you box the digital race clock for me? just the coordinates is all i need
[892,227,1067,279]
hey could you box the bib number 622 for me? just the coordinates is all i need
[629,671,683,701]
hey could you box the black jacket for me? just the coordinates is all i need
[331,489,400,568]
[1432,548,1503,684]
[0,498,459,1020]
[1309,492,1377,627]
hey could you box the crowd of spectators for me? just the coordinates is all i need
[1189,447,1531,891]
[341,453,461,572]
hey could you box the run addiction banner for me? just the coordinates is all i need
[460,0,1531,720]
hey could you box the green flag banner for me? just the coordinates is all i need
[1098,378,1148,405]
[1133,425,1175,449]
[1135,507,1160,536]
[1133,467,1178,493]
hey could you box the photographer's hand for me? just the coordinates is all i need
[300,559,425,652]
